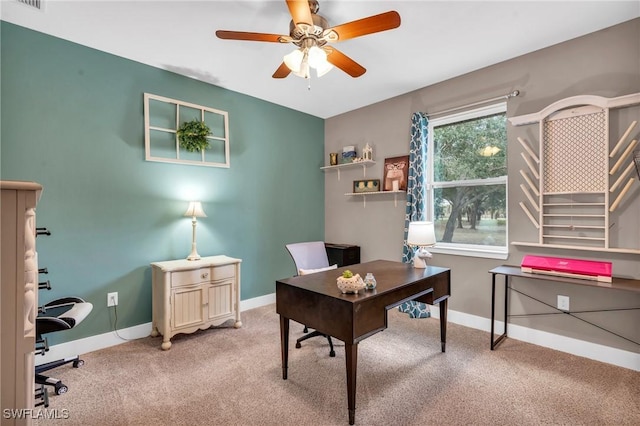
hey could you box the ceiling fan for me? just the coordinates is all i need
[215,0,401,79]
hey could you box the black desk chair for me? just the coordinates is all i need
[285,241,337,357]
[35,297,93,395]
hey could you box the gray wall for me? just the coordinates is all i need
[325,19,640,353]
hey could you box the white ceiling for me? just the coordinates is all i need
[2,1,639,118]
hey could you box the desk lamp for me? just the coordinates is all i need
[184,201,207,261]
[406,221,436,268]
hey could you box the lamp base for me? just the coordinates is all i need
[412,247,433,268]
[186,217,201,261]
[186,246,201,261]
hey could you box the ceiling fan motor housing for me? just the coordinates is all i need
[289,13,328,47]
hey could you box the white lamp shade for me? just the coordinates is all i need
[293,60,310,78]
[283,49,304,73]
[315,59,334,77]
[284,46,333,78]
[307,46,326,68]
[407,221,436,247]
[184,201,207,218]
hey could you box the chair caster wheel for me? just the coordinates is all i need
[55,383,68,395]
[330,350,336,357]
[73,359,84,368]
[295,342,301,349]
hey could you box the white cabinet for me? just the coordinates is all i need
[1,180,42,424]
[150,256,241,350]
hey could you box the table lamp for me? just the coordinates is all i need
[406,221,436,268]
[184,201,207,261]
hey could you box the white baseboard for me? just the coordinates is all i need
[36,293,277,366]
[240,292,275,311]
[431,305,639,371]
[38,293,639,372]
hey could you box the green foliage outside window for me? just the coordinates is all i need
[432,112,507,246]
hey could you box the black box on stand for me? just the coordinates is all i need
[325,243,361,267]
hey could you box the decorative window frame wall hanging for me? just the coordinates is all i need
[144,93,230,168]
[509,93,640,254]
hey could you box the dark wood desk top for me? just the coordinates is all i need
[277,260,450,343]
[277,259,449,302]
[490,265,640,293]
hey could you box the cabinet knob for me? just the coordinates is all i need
[201,272,209,279]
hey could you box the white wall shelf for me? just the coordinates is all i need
[321,160,375,180]
[344,190,405,208]
[511,241,640,255]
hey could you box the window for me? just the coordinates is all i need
[426,103,508,259]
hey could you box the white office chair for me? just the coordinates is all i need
[285,241,337,357]
[35,297,93,395]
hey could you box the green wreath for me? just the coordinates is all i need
[176,120,211,152]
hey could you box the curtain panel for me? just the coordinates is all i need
[399,112,431,319]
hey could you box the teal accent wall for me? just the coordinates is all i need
[1,22,325,344]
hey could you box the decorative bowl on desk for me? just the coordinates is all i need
[337,270,366,294]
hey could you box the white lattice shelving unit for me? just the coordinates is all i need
[509,93,640,254]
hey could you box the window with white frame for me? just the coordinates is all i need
[426,103,508,259]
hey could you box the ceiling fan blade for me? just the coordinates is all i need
[272,62,291,79]
[216,30,291,43]
[326,48,366,78]
[323,11,401,42]
[286,0,314,26]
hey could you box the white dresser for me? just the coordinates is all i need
[1,180,42,425]
[150,256,242,350]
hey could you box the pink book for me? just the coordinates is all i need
[521,255,612,283]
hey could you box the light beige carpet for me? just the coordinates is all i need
[36,304,639,425]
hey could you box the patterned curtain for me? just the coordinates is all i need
[399,112,430,319]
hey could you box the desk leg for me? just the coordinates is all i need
[491,273,509,350]
[280,316,289,380]
[439,298,448,352]
[345,343,358,425]
[491,273,496,349]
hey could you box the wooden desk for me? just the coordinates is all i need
[489,265,640,350]
[276,260,451,425]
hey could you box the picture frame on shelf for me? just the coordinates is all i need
[342,145,357,164]
[353,179,381,193]
[382,155,409,191]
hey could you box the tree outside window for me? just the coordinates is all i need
[427,103,508,257]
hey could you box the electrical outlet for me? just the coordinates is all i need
[107,292,118,307]
[557,295,570,311]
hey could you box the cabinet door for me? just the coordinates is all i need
[205,281,234,321]
[171,286,205,329]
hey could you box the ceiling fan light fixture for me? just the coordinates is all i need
[295,60,310,79]
[307,45,326,68]
[284,44,332,79]
[283,48,304,73]
[315,58,333,77]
